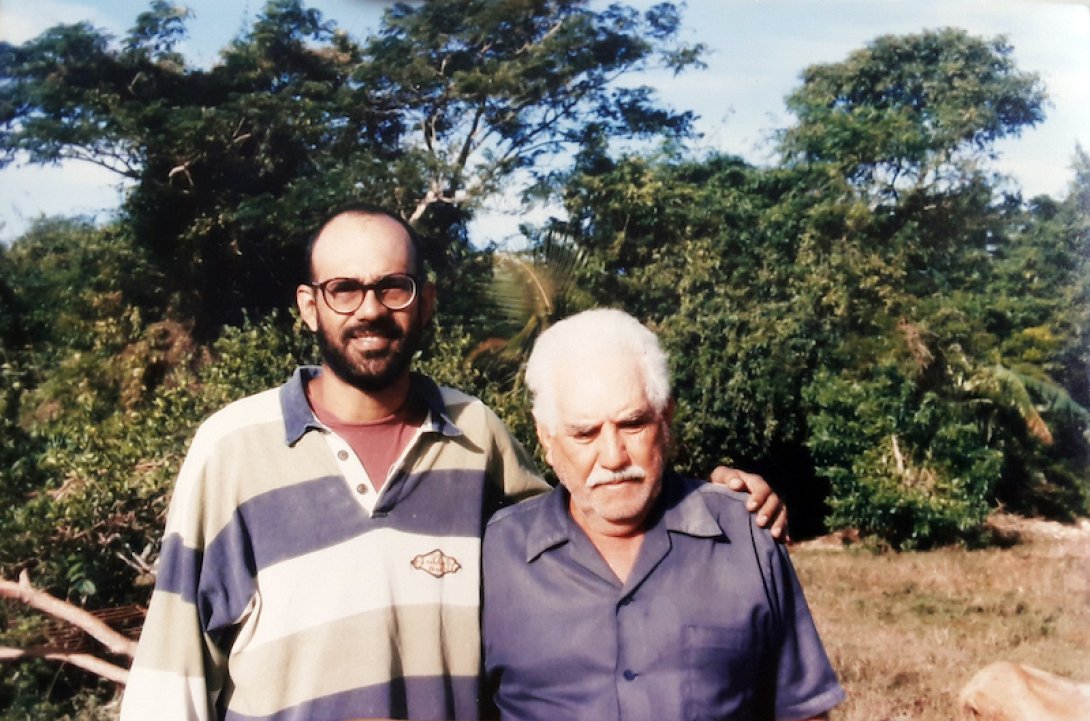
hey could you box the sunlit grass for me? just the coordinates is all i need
[792,514,1090,721]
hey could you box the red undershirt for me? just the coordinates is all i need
[307,390,426,492]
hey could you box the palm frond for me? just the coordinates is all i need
[966,363,1090,445]
[469,231,590,375]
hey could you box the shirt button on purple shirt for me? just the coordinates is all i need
[482,476,846,721]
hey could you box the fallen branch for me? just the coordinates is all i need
[0,569,136,685]
[0,646,129,685]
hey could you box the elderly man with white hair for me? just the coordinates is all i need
[482,308,845,721]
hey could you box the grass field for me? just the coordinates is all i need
[791,514,1090,721]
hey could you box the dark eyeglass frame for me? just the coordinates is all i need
[308,273,419,314]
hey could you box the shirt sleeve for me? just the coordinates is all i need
[481,404,550,504]
[762,534,846,720]
[119,422,248,721]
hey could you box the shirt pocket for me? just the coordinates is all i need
[682,624,763,721]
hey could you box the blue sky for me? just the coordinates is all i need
[1,0,1088,246]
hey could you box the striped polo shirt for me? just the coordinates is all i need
[120,366,547,721]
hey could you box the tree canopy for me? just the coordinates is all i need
[780,28,1046,200]
[1,0,701,337]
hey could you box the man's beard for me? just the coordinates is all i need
[316,313,423,392]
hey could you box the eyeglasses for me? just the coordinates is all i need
[309,274,418,314]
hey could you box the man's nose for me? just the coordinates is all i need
[597,426,630,470]
[353,288,387,319]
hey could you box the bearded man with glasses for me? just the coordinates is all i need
[120,205,788,721]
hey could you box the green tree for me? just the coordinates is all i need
[1,0,701,338]
[976,151,1090,517]
[3,0,408,336]
[361,0,700,220]
[779,27,1046,201]
[551,29,1085,546]
[775,30,1085,545]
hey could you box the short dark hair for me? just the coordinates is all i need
[305,204,425,282]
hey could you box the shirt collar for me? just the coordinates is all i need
[279,365,465,446]
[281,366,324,445]
[660,472,728,539]
[523,471,726,563]
[525,488,575,562]
[409,372,465,440]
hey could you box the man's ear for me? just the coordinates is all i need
[535,421,554,467]
[419,279,437,325]
[297,284,319,332]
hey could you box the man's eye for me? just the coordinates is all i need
[379,277,412,292]
[329,280,363,294]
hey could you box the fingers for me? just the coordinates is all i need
[709,466,790,543]
[709,466,766,495]
[761,494,791,543]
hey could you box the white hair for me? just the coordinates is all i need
[524,308,671,432]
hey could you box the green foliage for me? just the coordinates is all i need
[0,657,119,721]
[805,360,1003,549]
[0,310,311,602]
[362,0,700,204]
[1,0,700,338]
[780,28,1046,199]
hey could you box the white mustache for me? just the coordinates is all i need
[586,465,648,488]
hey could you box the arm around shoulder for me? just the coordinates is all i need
[709,465,789,540]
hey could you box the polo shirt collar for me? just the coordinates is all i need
[409,373,465,440]
[281,366,325,445]
[523,471,726,563]
[279,365,465,446]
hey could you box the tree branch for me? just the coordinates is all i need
[0,570,137,659]
[0,646,130,685]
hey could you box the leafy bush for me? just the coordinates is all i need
[806,364,1005,548]
[0,310,317,716]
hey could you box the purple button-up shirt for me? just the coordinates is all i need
[483,474,845,721]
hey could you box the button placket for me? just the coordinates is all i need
[321,432,378,513]
[615,588,650,719]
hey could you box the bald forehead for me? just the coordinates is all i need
[309,212,418,280]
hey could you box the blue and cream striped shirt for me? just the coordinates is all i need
[121,366,547,721]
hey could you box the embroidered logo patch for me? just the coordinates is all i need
[411,549,462,578]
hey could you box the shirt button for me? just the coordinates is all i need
[623,670,638,681]
[356,484,368,494]
[337,450,349,461]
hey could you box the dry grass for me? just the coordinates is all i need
[791,514,1090,721]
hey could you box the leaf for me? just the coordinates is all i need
[468,230,589,373]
